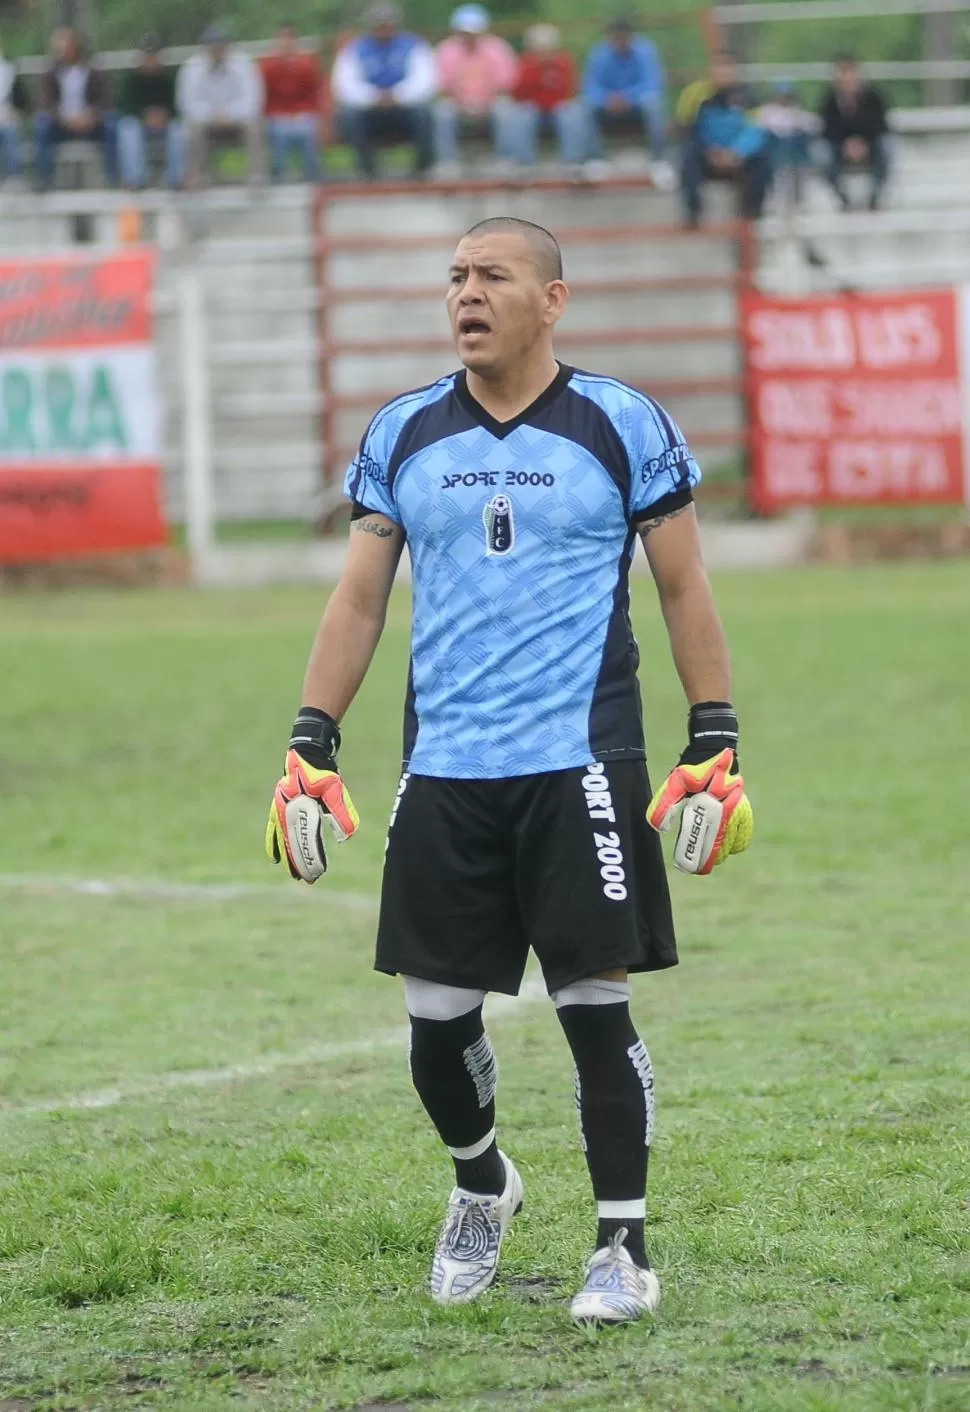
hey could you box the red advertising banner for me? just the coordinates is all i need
[0,250,153,353]
[0,249,166,563]
[742,288,968,510]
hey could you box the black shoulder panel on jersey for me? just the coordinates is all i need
[531,382,633,514]
[386,382,476,492]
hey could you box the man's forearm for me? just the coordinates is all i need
[300,585,386,723]
[658,570,732,706]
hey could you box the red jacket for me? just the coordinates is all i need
[513,52,578,111]
[259,52,322,117]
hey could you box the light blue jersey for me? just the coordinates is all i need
[344,364,701,779]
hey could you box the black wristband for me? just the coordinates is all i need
[289,707,341,769]
[680,700,739,765]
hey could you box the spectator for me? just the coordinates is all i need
[583,16,673,188]
[176,25,265,190]
[820,55,890,210]
[510,23,586,173]
[433,5,518,174]
[757,79,815,211]
[0,31,28,183]
[673,74,715,137]
[332,2,435,180]
[259,22,323,182]
[34,28,118,190]
[680,50,770,228]
[117,35,184,189]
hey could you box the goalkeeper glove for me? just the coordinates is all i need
[647,701,753,875]
[265,708,360,883]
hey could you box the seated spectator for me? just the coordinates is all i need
[176,25,265,190]
[259,22,323,182]
[434,5,518,174]
[674,74,714,138]
[820,55,890,210]
[34,27,118,190]
[583,16,673,188]
[680,50,770,228]
[757,78,815,210]
[0,31,28,183]
[118,35,184,189]
[332,2,435,180]
[510,23,586,173]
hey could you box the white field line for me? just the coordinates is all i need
[1,978,550,1119]
[0,872,376,910]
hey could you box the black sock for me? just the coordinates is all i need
[556,998,653,1269]
[597,1216,648,1269]
[408,1006,506,1196]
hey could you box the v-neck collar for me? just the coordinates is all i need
[454,362,573,441]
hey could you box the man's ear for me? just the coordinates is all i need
[543,279,569,326]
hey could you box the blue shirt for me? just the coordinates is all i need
[344,364,701,780]
[583,37,665,109]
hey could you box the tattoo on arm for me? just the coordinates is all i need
[637,503,691,539]
[352,518,396,539]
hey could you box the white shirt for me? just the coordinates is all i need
[0,57,16,127]
[176,51,264,124]
[331,38,437,109]
[59,65,89,121]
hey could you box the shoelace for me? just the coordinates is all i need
[588,1226,641,1288]
[441,1197,494,1259]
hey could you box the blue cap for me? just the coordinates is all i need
[451,4,490,33]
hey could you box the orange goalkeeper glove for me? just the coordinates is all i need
[647,702,753,875]
[265,709,360,883]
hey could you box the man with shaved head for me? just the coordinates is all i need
[267,217,753,1325]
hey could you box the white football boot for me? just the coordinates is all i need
[570,1227,661,1325]
[430,1151,523,1305]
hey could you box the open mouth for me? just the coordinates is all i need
[458,317,491,337]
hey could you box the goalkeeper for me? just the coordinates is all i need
[266,216,752,1327]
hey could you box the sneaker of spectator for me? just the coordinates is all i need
[820,55,890,211]
[117,35,184,190]
[0,31,28,185]
[332,1,435,180]
[680,50,770,228]
[260,22,323,182]
[583,15,673,189]
[433,5,518,176]
[34,27,118,190]
[176,24,266,190]
[510,24,586,176]
[757,78,816,212]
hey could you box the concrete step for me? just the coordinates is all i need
[328,234,740,291]
[329,338,739,402]
[327,287,739,343]
[321,185,681,238]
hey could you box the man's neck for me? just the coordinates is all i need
[465,356,560,424]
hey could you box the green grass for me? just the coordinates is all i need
[0,564,968,1411]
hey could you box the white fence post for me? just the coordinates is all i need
[177,264,214,578]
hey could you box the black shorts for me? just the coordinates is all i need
[375,761,677,996]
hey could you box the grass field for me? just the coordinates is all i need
[1,563,968,1412]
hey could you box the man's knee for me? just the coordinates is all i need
[403,975,486,1021]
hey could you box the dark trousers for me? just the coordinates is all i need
[824,135,890,209]
[680,131,771,225]
[34,112,118,187]
[338,103,434,178]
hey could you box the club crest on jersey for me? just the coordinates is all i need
[482,493,515,556]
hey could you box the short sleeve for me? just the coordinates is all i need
[626,397,702,522]
[342,413,402,524]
